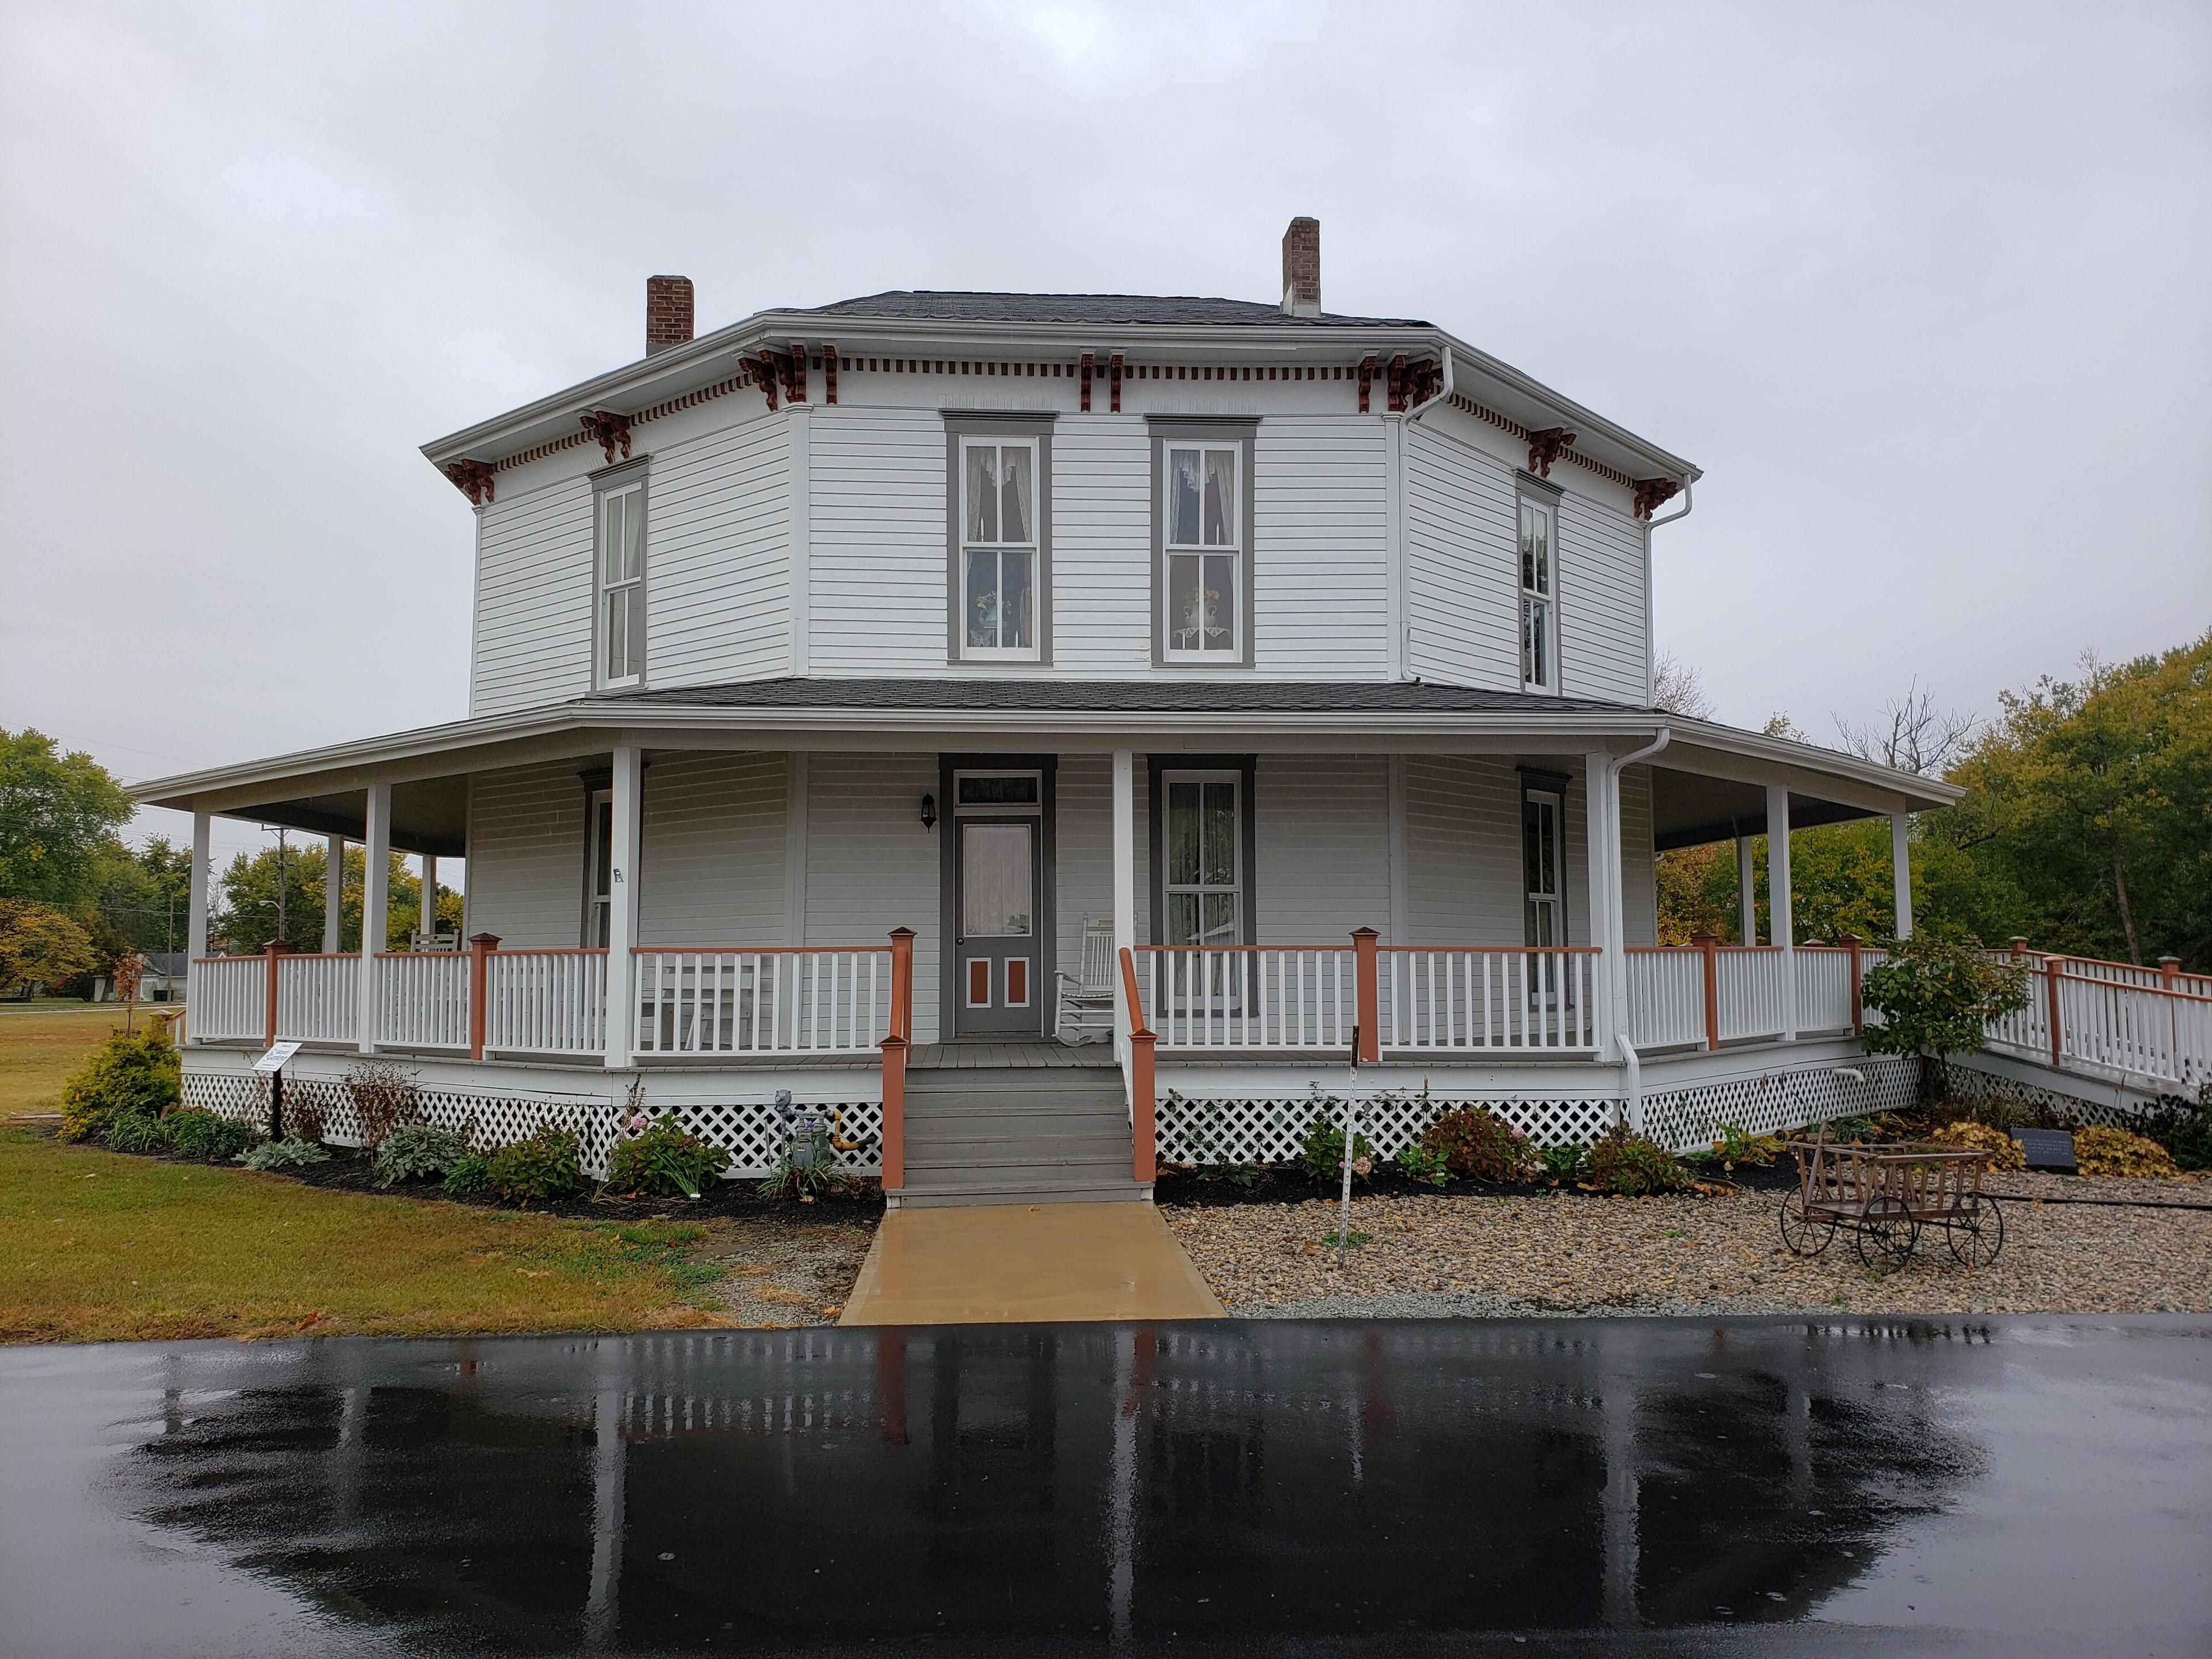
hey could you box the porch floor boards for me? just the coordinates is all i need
[907,1041,1116,1070]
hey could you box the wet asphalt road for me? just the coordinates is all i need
[1,1317,2206,1658]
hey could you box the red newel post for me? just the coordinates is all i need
[262,938,291,1048]
[1351,927,1381,1063]
[467,933,500,1061]
[1120,947,1157,1185]
[1692,933,1722,1051]
[1843,934,1865,1035]
[2045,953,2065,1066]
[2159,955,2182,991]
[880,927,915,1195]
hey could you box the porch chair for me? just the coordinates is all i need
[1055,916,1117,1044]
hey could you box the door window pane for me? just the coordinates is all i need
[961,823,1033,937]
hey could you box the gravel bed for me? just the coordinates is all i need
[1164,1173,2212,1319]
[690,1215,876,1327]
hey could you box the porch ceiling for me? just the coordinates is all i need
[1650,768,1877,852]
[222,777,469,858]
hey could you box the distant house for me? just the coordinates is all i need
[91,952,189,1003]
[136,219,1955,1203]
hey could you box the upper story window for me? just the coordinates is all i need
[960,440,1039,660]
[1518,490,1557,692]
[1150,419,1257,668]
[944,414,1054,665]
[595,468,646,688]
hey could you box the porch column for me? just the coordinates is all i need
[1584,752,1622,1054]
[1112,748,1135,1054]
[186,810,210,1040]
[1736,834,1758,945]
[358,783,391,1053]
[322,835,345,953]
[419,855,437,945]
[603,744,642,1069]
[1767,784,1796,1040]
[1890,812,1914,940]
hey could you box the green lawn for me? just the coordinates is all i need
[0,1006,737,1343]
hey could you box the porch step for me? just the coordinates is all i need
[894,1064,1141,1207]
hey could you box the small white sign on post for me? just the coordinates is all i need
[253,1041,302,1074]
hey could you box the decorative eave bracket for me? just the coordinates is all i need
[580,408,633,465]
[442,459,497,506]
[1633,478,1683,520]
[1526,427,1577,478]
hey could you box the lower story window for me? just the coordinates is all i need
[586,788,613,947]
[1164,773,1242,947]
[1523,786,1563,948]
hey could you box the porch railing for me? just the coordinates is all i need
[1378,947,1599,1052]
[632,948,891,1056]
[1794,946,1858,1034]
[188,956,266,1041]
[1134,945,1358,1050]
[376,950,471,1050]
[484,949,607,1056]
[1625,948,1706,1050]
[1983,949,2212,1090]
[276,953,359,1044]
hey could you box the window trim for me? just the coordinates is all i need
[1149,417,1257,669]
[1516,472,1562,694]
[942,413,1054,666]
[591,457,650,692]
[1146,753,1258,947]
[1517,767,1570,951]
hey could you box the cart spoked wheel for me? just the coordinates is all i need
[1944,1200,2005,1268]
[1853,1203,1920,1274]
[1778,1191,1838,1257]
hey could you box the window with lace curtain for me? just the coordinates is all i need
[944,414,1053,664]
[1149,418,1256,668]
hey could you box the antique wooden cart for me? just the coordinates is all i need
[1778,1131,2004,1271]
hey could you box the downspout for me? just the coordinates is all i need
[1604,728,1671,1119]
[1641,479,1692,706]
[1394,346,1456,679]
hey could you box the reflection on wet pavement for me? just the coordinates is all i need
[1,1317,2207,1656]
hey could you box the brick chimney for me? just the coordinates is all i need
[646,275,694,355]
[1281,217,1320,318]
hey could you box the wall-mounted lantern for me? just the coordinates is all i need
[919,793,937,832]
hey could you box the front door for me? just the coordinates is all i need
[952,770,1045,1036]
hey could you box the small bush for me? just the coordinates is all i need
[1928,1119,2027,1171]
[1395,1144,1451,1188]
[484,1126,582,1205]
[2073,1126,2182,1179]
[374,1123,474,1187]
[1823,1115,1887,1142]
[1196,1158,1263,1189]
[58,1029,180,1141]
[1539,1142,1586,1184]
[162,1108,257,1162]
[282,1089,327,1145]
[1582,1127,1692,1195]
[344,1059,419,1150]
[442,1151,491,1196]
[1298,1115,1376,1185]
[240,1137,331,1171]
[104,1109,169,1154]
[2141,1090,2212,1172]
[605,1113,730,1198]
[1421,1108,1537,1183]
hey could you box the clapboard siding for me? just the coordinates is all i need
[1054,755,1113,985]
[1051,419,1153,672]
[1557,492,1649,706]
[808,407,946,673]
[801,752,942,1041]
[1620,763,1658,946]
[1253,755,1392,941]
[1253,419,1391,677]
[646,412,790,688]
[471,480,592,717]
[1402,756,1528,942]
[1405,422,1518,690]
[466,761,589,948]
[636,752,787,944]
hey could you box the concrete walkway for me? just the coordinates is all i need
[839,1202,1226,1325]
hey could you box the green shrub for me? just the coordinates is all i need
[1861,935,2030,1097]
[240,1137,331,1171]
[374,1123,474,1187]
[442,1151,491,1196]
[162,1108,257,1162]
[1539,1141,1586,1183]
[484,1126,582,1205]
[58,1029,180,1141]
[605,1113,730,1199]
[1196,1158,1262,1188]
[1582,1126,1692,1195]
[1684,1122,1782,1170]
[1297,1114,1376,1184]
[104,1109,168,1155]
[2142,1088,2212,1171]
[1421,1108,1537,1183]
[1395,1144,1450,1187]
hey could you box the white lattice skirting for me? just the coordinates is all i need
[181,1057,882,1180]
[1156,1053,1920,1165]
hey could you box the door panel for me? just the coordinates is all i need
[955,816,1041,1035]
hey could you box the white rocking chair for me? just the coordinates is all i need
[1055,916,1117,1044]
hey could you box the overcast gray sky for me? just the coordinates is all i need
[5,1,2209,877]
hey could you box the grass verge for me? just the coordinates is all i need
[1,1005,173,1120]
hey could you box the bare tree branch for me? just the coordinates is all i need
[1652,653,1714,719]
[1834,681,1978,776]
